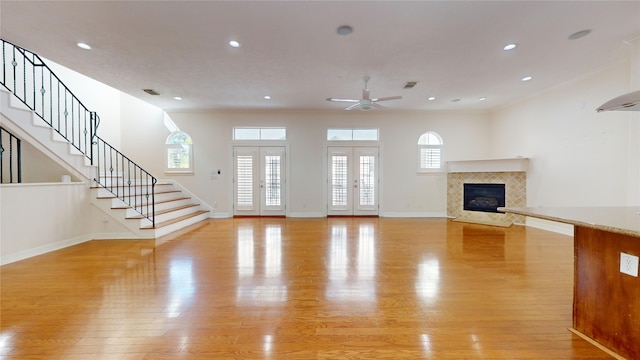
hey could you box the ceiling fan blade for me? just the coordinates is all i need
[327,97,360,103]
[371,102,385,110]
[344,103,362,111]
[371,95,402,102]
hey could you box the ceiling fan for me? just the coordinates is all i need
[327,76,402,111]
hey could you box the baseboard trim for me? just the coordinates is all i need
[452,217,513,227]
[287,212,325,218]
[381,212,447,218]
[567,328,626,360]
[210,212,232,219]
[92,233,147,240]
[1,235,90,266]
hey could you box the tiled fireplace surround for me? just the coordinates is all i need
[447,159,528,225]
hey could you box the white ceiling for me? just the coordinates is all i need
[1,1,639,112]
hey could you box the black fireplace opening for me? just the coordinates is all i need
[463,183,506,213]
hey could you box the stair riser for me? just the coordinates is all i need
[153,213,211,238]
[122,199,194,218]
[152,206,202,224]
[155,198,193,212]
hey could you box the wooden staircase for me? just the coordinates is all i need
[91,179,210,238]
[1,85,210,239]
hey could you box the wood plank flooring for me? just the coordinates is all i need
[0,218,612,359]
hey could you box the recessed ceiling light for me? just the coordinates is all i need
[503,43,517,51]
[77,42,91,50]
[228,40,241,48]
[568,29,591,40]
[478,97,487,101]
[264,95,271,100]
[521,76,533,82]
[428,96,436,101]
[336,25,353,36]
[451,98,461,103]
[173,96,182,101]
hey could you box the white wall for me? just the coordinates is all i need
[21,140,75,182]
[489,59,640,207]
[118,92,167,173]
[45,59,122,147]
[0,183,92,264]
[157,109,492,217]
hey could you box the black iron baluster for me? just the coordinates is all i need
[2,41,5,86]
[133,166,138,215]
[70,96,75,147]
[17,137,21,183]
[0,129,4,182]
[151,177,156,227]
[63,90,68,139]
[48,71,52,126]
[9,134,13,182]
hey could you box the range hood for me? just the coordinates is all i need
[596,90,640,112]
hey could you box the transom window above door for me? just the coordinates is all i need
[233,127,286,141]
[327,128,379,141]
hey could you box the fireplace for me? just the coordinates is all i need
[447,159,527,225]
[463,183,505,213]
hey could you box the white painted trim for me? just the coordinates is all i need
[381,212,448,218]
[287,212,325,218]
[525,217,574,236]
[91,233,148,240]
[0,235,90,266]
[210,212,232,219]
[0,182,86,188]
[447,158,529,173]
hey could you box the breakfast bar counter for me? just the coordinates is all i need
[499,207,640,360]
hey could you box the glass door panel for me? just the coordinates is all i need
[328,146,378,216]
[234,146,285,216]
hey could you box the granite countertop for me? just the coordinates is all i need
[498,206,640,237]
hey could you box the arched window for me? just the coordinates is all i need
[417,131,443,172]
[166,131,193,173]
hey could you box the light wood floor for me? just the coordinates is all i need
[0,218,612,359]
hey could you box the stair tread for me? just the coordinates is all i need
[126,203,200,218]
[156,196,191,204]
[95,189,181,199]
[141,210,209,229]
[91,182,173,188]
[107,196,192,209]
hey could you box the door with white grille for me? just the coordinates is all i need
[234,146,285,216]
[327,146,378,216]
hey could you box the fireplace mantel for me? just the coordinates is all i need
[447,158,529,173]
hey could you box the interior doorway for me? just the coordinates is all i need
[327,146,379,216]
[233,146,286,216]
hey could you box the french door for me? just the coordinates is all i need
[234,146,286,216]
[327,146,379,216]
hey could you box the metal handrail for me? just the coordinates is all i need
[0,38,155,227]
[93,134,156,226]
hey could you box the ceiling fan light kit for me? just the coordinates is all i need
[327,76,403,111]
